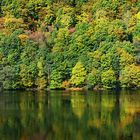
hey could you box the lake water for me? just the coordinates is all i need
[0,90,140,140]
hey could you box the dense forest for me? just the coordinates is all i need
[0,0,140,90]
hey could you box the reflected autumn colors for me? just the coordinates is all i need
[0,90,140,140]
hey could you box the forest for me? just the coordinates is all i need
[0,0,140,90]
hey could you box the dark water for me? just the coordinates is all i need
[0,90,140,140]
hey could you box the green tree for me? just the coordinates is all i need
[36,57,47,90]
[50,69,62,89]
[70,61,86,87]
[19,63,37,88]
[87,68,101,89]
[117,48,135,68]
[19,40,38,88]
[0,65,20,89]
[101,69,117,89]
[120,64,140,88]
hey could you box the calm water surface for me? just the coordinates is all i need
[0,90,140,140]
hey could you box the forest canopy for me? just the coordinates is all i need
[0,0,140,90]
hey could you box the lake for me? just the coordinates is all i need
[0,90,139,140]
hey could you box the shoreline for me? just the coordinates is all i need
[1,87,139,92]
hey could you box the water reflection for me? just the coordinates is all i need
[0,90,140,140]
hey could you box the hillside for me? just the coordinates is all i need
[0,0,140,90]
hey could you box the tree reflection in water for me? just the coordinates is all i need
[0,90,139,140]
